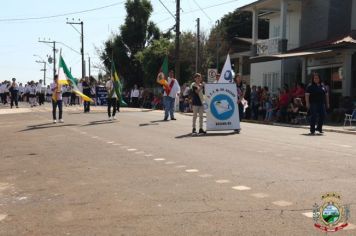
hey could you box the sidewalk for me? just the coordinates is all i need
[179,111,356,135]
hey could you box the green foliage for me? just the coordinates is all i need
[135,38,173,87]
[100,0,160,89]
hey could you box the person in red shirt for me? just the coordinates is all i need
[278,88,289,122]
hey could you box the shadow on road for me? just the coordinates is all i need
[150,120,168,123]
[300,133,324,136]
[82,120,119,126]
[19,123,78,132]
[139,123,159,127]
[175,132,237,139]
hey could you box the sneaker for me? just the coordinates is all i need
[308,132,315,135]
[53,120,57,124]
[113,116,117,120]
[108,116,112,121]
[171,118,177,120]
[192,128,197,134]
[198,128,206,134]
[163,118,168,121]
[59,119,64,123]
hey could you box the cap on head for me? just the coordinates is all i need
[12,78,16,81]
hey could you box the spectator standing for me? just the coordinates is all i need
[305,73,330,134]
[130,84,140,108]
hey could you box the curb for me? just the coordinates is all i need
[178,112,356,135]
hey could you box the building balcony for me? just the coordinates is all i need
[256,37,288,56]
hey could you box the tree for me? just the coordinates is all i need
[135,38,174,87]
[205,10,269,70]
[100,0,160,89]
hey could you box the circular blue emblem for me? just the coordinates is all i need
[224,70,232,82]
[210,94,235,120]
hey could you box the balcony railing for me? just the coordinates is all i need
[257,37,281,56]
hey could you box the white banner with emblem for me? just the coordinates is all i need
[205,83,240,131]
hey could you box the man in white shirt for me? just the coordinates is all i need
[37,79,45,105]
[9,78,19,108]
[106,79,117,120]
[157,70,180,121]
[130,84,140,108]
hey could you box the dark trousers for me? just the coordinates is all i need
[132,97,139,108]
[1,93,7,104]
[39,93,45,105]
[84,101,90,112]
[117,98,121,112]
[107,98,117,117]
[10,91,18,108]
[309,103,326,133]
[52,99,63,120]
[238,103,244,122]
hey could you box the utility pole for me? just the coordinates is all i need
[175,0,180,80]
[35,60,47,85]
[67,19,85,79]
[38,39,56,78]
[216,20,220,71]
[196,18,200,73]
[88,56,91,77]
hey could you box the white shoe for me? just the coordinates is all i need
[108,116,112,121]
[113,116,117,120]
[53,120,57,124]
[59,119,64,123]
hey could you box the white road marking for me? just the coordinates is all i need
[251,193,269,199]
[91,136,98,139]
[232,186,251,191]
[154,158,165,161]
[185,169,199,173]
[215,179,230,184]
[302,212,314,218]
[107,141,114,144]
[135,151,145,154]
[175,165,186,168]
[272,200,293,207]
[165,161,175,165]
[0,214,7,221]
[198,174,213,178]
[145,154,153,157]
[127,148,137,152]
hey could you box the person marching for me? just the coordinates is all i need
[82,77,91,113]
[191,73,206,135]
[51,75,63,123]
[28,81,37,107]
[305,72,330,135]
[9,78,19,108]
[106,78,117,121]
[156,70,180,121]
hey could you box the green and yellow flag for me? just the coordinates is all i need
[111,59,127,106]
[58,55,93,102]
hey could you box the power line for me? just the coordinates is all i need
[58,42,81,55]
[0,1,125,22]
[155,0,241,25]
[157,0,176,20]
[192,0,212,23]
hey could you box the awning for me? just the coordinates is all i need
[250,50,332,60]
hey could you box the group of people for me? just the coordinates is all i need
[3,69,330,135]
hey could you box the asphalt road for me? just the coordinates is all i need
[0,107,355,236]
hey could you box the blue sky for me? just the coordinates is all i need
[0,0,256,84]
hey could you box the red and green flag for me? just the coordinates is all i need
[157,56,170,94]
